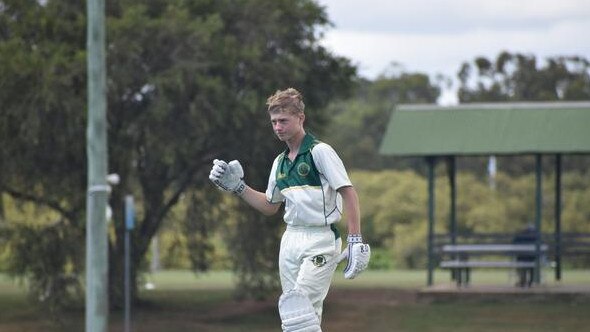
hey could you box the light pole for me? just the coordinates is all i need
[86,0,108,330]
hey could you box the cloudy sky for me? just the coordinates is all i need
[317,0,590,104]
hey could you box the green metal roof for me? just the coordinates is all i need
[379,102,590,156]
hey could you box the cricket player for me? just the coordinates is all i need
[209,88,370,331]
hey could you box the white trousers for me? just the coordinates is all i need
[279,225,342,321]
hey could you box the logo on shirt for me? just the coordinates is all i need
[311,255,327,267]
[297,162,311,177]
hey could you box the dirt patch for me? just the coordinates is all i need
[327,288,419,306]
[204,296,277,320]
[191,288,418,323]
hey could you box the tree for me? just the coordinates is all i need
[458,51,590,102]
[0,0,355,310]
[0,0,88,311]
[324,70,441,170]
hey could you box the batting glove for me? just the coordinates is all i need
[209,159,246,196]
[340,234,371,279]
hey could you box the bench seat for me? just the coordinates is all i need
[440,260,535,269]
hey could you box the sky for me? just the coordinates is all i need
[316,0,590,104]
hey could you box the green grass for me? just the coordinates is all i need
[1,270,589,332]
[141,269,590,290]
[370,302,590,332]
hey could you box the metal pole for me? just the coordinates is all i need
[427,157,436,286]
[124,195,135,332]
[555,154,562,281]
[86,0,108,331]
[448,157,457,281]
[448,159,457,240]
[534,154,542,284]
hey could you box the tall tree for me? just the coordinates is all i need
[458,51,590,102]
[0,0,88,312]
[0,0,355,309]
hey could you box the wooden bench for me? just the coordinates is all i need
[439,244,548,287]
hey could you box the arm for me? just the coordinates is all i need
[338,185,361,235]
[310,144,369,279]
[311,143,360,234]
[240,185,281,216]
[338,185,370,280]
[209,159,281,216]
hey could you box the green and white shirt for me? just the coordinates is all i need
[265,134,352,226]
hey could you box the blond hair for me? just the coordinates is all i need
[266,88,305,115]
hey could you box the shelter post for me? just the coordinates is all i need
[427,156,436,286]
[534,154,542,284]
[447,156,457,244]
[447,156,457,281]
[555,154,562,281]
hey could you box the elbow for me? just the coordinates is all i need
[261,203,280,216]
[261,210,276,217]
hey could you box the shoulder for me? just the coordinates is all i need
[311,142,339,159]
[310,141,346,171]
[311,141,334,153]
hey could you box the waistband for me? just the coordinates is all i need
[286,224,341,240]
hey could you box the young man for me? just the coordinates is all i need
[209,88,370,332]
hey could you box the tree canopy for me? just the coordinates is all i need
[458,51,590,102]
[0,0,355,308]
[323,72,441,170]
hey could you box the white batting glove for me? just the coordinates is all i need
[338,234,371,279]
[208,159,246,196]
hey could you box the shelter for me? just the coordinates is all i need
[379,101,590,286]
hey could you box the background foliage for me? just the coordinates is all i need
[146,167,590,271]
[0,0,589,315]
[0,0,355,309]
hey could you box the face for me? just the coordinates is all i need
[269,112,304,142]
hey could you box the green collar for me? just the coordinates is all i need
[283,133,317,157]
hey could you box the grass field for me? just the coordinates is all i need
[1,269,589,331]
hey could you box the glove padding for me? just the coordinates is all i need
[208,159,246,195]
[338,234,371,279]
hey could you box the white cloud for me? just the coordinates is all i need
[317,0,590,105]
[322,19,590,79]
[318,0,590,33]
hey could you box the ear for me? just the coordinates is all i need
[299,113,305,124]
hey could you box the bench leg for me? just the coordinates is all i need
[455,268,470,287]
[515,268,529,288]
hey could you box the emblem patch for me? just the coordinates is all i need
[297,162,311,177]
[311,255,327,267]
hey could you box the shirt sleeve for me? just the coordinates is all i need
[265,155,285,203]
[311,143,352,190]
